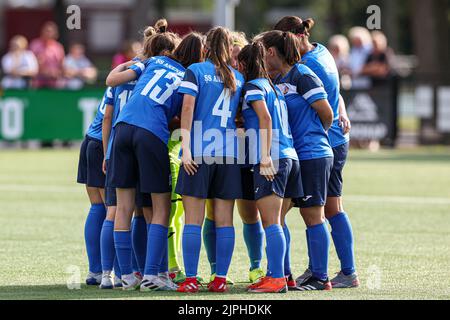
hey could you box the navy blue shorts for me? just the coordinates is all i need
[293,157,333,208]
[105,185,152,208]
[176,158,242,200]
[77,135,105,188]
[105,160,152,208]
[328,142,349,197]
[105,186,117,207]
[240,166,255,201]
[109,123,171,194]
[254,158,303,201]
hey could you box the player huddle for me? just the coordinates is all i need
[77,16,358,294]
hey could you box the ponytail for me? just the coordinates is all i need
[238,42,278,95]
[261,30,301,66]
[302,18,315,36]
[154,18,168,33]
[238,42,267,81]
[141,18,171,58]
[206,27,236,94]
[143,26,156,39]
[283,32,302,65]
[274,16,315,37]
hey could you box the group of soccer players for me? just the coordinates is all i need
[77,16,359,294]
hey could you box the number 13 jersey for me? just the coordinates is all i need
[114,56,185,145]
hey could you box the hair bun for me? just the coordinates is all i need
[143,26,156,38]
[303,18,315,31]
[155,18,168,33]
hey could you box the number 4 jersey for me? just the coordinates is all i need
[114,56,185,145]
[178,60,244,159]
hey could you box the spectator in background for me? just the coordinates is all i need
[328,34,350,74]
[1,35,38,89]
[111,40,142,69]
[64,43,98,90]
[348,26,372,89]
[361,31,393,86]
[30,21,65,88]
[328,34,353,89]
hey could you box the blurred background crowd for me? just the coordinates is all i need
[2,21,97,90]
[0,0,403,91]
[0,0,449,147]
[1,20,395,91]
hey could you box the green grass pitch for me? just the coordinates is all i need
[0,147,449,300]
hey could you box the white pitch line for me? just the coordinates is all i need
[0,184,449,205]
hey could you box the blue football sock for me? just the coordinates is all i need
[202,218,216,274]
[306,229,312,270]
[114,231,133,276]
[131,251,139,273]
[100,220,115,272]
[283,224,292,276]
[308,223,330,281]
[215,227,235,278]
[265,246,272,277]
[329,212,356,276]
[131,217,147,274]
[265,224,286,279]
[84,203,106,273]
[144,224,168,276]
[113,258,121,278]
[183,225,202,278]
[159,235,169,274]
[243,221,264,271]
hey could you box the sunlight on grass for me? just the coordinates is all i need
[0,147,449,300]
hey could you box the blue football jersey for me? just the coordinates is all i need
[178,60,244,159]
[105,80,137,160]
[302,43,350,148]
[276,63,333,161]
[242,78,298,163]
[114,56,185,145]
[86,87,114,141]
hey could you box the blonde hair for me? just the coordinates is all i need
[10,35,28,51]
[231,31,248,49]
[328,34,350,57]
[348,26,372,47]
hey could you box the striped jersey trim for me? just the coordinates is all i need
[180,81,198,92]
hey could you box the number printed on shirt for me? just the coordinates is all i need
[212,89,232,128]
[140,69,182,104]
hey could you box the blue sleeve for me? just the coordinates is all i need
[128,61,146,78]
[296,73,328,105]
[243,83,265,104]
[178,68,199,98]
[104,87,114,106]
[169,92,183,119]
